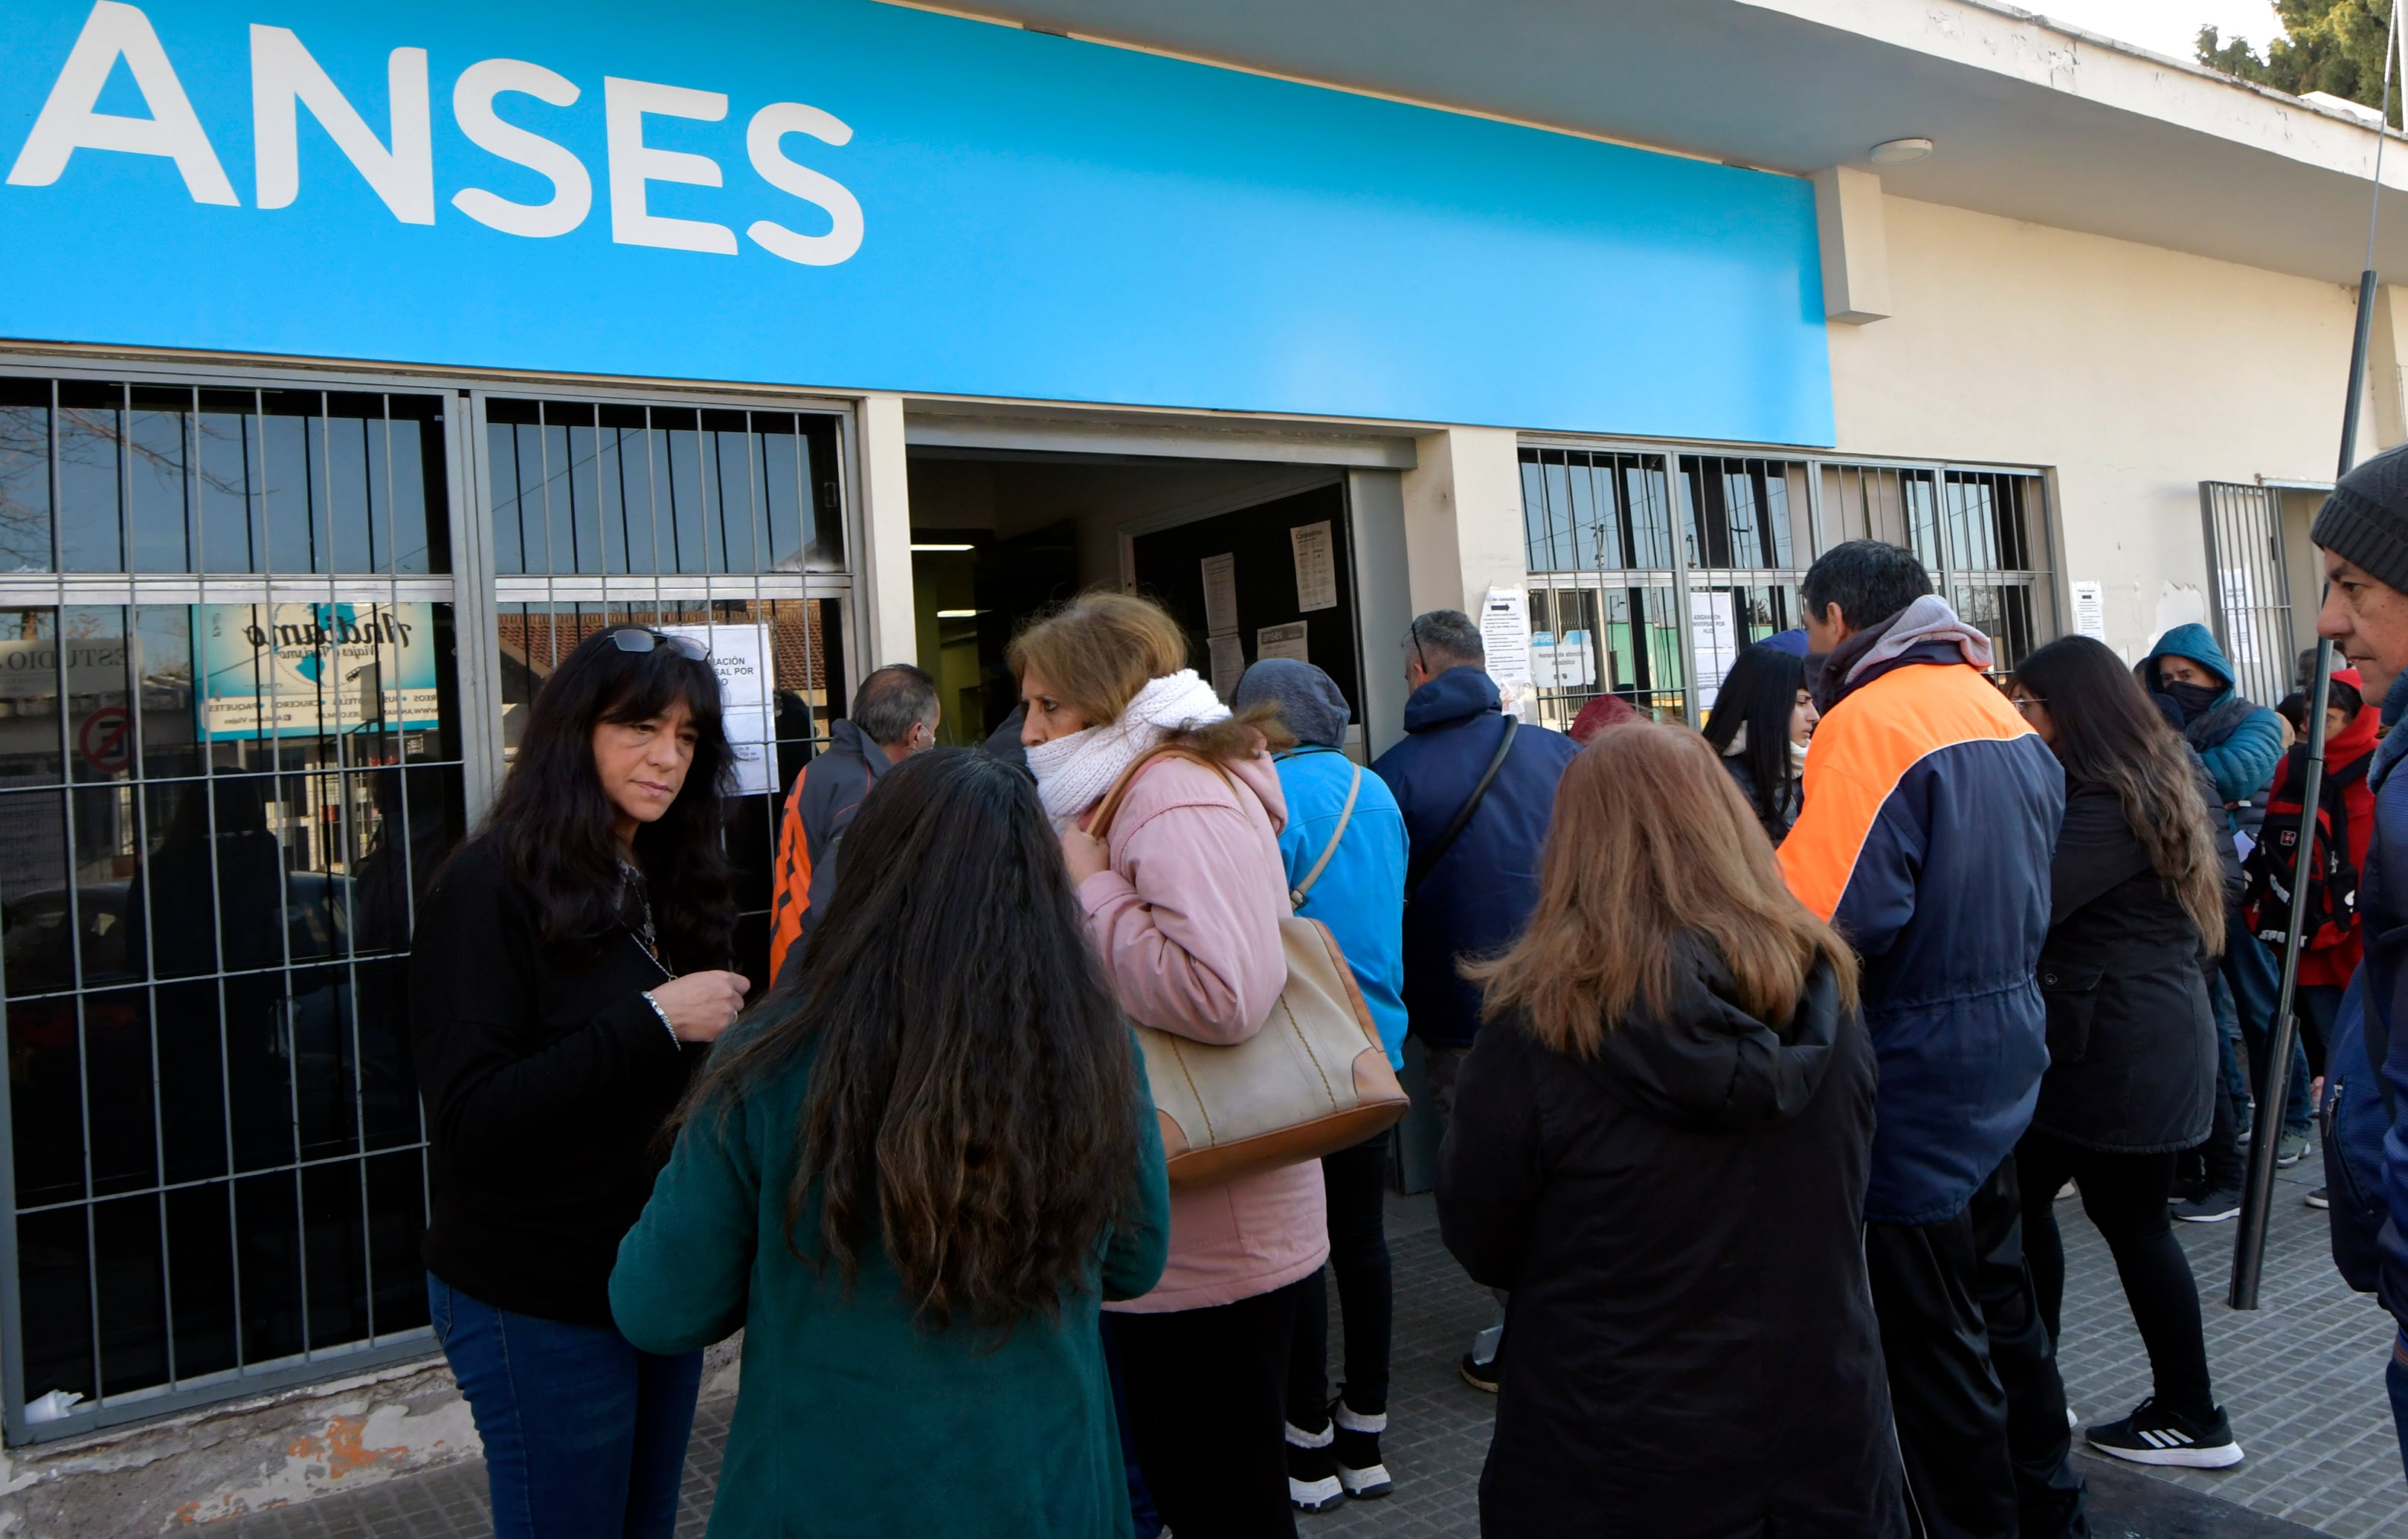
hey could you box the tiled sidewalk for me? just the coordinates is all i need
[233,1165,2404,1538]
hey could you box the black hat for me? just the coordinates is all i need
[2312,441,2408,596]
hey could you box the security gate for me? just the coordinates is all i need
[2199,481,2295,710]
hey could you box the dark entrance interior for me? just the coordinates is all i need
[904,452,1366,752]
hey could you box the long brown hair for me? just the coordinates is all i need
[1007,590,1292,758]
[2011,636,2227,953]
[669,749,1143,1332]
[1465,722,1858,1056]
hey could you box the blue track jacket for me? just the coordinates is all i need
[1271,746,1409,1068]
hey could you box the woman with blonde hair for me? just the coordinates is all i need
[1009,591,1319,1539]
[1437,721,1906,1538]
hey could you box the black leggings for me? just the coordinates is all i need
[2016,1129,2216,1422]
[1286,1135,1394,1422]
[1110,1277,1307,1539]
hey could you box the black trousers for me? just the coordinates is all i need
[1110,1277,1309,1539]
[1287,1134,1394,1424]
[1864,1158,2087,1539]
[2016,1131,2215,1423]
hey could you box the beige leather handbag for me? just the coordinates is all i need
[1089,747,1410,1190]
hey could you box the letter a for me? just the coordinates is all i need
[7,1,239,204]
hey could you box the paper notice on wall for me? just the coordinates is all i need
[1480,588,1533,716]
[1689,591,1739,712]
[1290,522,1339,612]
[2071,581,2106,640]
[1531,630,1595,689]
[2217,569,2264,675]
[1257,621,1310,662]
[663,622,776,794]
[1201,553,1240,635]
[1207,632,1246,699]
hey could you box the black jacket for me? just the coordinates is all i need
[2029,780,2215,1153]
[1435,944,1905,1538]
[1721,750,1801,844]
[411,836,706,1325]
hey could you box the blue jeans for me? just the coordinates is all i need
[2222,917,2313,1138]
[428,1274,703,1539]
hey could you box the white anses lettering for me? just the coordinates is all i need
[7,4,864,265]
[451,60,590,239]
[6,0,237,205]
[745,103,863,266]
[251,25,434,225]
[605,77,735,255]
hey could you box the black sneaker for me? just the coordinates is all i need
[2085,1396,2243,1468]
[1285,1421,1344,1512]
[2307,1187,2331,1210]
[2172,1188,2242,1222]
[1330,1399,1393,1500]
[1458,1352,1499,1393]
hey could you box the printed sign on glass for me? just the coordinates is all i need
[198,601,438,740]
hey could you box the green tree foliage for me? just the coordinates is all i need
[2200,0,2399,123]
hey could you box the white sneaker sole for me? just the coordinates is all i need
[1338,1463,1394,1499]
[1289,1475,1344,1511]
[2090,1438,2244,1469]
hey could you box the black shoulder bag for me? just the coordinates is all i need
[1404,714,1519,907]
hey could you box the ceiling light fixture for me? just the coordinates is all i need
[936,608,985,619]
[910,542,975,552]
[1868,137,1934,164]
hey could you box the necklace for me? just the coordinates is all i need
[619,860,671,978]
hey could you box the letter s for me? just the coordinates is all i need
[451,59,590,238]
[744,103,861,266]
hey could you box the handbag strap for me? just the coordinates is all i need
[1289,763,1362,910]
[1406,714,1517,906]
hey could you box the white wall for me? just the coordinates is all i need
[1827,193,2375,662]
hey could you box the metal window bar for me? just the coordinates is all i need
[2198,481,2295,712]
[0,374,467,1444]
[1519,447,2056,719]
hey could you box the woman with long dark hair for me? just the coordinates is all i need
[611,749,1171,1535]
[412,626,751,1538]
[2007,635,2243,1468]
[1010,591,1316,1539]
[1701,642,1817,843]
[1438,723,1903,1536]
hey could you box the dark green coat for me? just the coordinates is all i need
[610,1033,1171,1537]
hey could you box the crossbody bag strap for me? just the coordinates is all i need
[1405,714,1518,906]
[1289,762,1362,909]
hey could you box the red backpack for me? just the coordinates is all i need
[2241,744,2369,952]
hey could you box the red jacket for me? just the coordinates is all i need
[2265,704,2380,986]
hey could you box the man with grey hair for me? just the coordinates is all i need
[1376,608,1578,1392]
[767,663,939,981]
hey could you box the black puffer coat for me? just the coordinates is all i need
[2029,779,2217,1152]
[1435,941,1905,1538]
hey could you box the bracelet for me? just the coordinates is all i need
[641,989,680,1047]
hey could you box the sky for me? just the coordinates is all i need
[2032,1,2287,61]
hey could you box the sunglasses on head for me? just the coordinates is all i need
[608,627,709,661]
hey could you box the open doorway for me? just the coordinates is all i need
[906,451,1375,756]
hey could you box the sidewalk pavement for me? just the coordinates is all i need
[231,1159,2405,1539]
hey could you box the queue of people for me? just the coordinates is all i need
[408,503,2408,1537]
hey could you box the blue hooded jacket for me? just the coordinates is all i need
[1371,668,1580,1048]
[2339,671,2408,1326]
[1269,746,1409,1068]
[2135,624,2285,813]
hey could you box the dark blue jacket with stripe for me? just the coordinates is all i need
[1780,642,2065,1225]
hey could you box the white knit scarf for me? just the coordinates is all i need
[1028,669,1231,831]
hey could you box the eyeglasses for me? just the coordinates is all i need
[608,627,709,661]
[2012,695,2046,714]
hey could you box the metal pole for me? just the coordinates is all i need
[2230,273,2372,1307]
